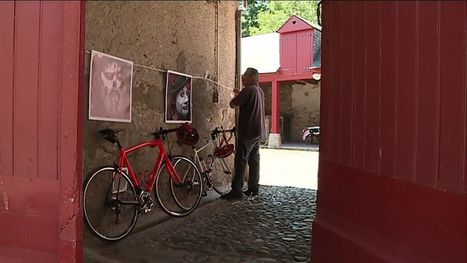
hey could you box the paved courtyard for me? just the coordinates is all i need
[85,148,318,263]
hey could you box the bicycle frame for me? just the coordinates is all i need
[192,137,231,178]
[192,140,215,172]
[118,139,182,192]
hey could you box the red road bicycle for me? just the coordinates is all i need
[83,126,202,241]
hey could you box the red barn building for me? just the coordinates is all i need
[242,15,322,146]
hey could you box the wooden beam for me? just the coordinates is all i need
[259,70,321,83]
[271,80,280,133]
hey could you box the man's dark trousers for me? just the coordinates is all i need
[231,136,261,193]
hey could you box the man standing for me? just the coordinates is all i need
[221,67,265,200]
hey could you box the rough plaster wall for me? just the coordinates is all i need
[261,82,320,142]
[83,1,237,188]
[291,82,320,142]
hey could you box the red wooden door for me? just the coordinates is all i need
[313,1,466,262]
[296,30,313,74]
[0,2,84,262]
[280,33,297,74]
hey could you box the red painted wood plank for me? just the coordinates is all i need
[0,175,58,216]
[379,2,397,179]
[416,2,440,188]
[0,2,14,178]
[296,30,312,74]
[465,1,467,194]
[326,3,339,161]
[59,3,84,262]
[363,2,380,173]
[329,2,343,164]
[318,162,466,262]
[312,218,387,263]
[280,33,297,74]
[13,2,40,179]
[319,0,334,162]
[38,2,63,181]
[313,211,438,263]
[395,1,417,182]
[340,3,354,166]
[0,246,56,263]
[259,72,315,83]
[438,2,466,194]
[0,213,58,255]
[351,2,365,169]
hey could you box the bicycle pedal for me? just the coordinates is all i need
[140,205,153,214]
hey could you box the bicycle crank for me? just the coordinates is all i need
[139,191,154,214]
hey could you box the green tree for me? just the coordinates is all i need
[241,0,269,37]
[248,1,319,36]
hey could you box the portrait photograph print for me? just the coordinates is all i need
[165,70,192,123]
[89,50,133,123]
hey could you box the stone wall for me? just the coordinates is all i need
[262,81,320,143]
[291,81,320,142]
[83,1,237,186]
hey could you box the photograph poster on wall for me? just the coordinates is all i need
[165,70,192,123]
[89,50,133,123]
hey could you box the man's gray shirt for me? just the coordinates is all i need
[231,84,265,141]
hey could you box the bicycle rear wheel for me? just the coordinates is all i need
[83,167,138,241]
[155,156,202,217]
[209,156,233,195]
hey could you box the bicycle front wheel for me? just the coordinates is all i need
[83,167,138,241]
[209,156,233,195]
[155,156,203,217]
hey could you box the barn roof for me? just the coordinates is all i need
[277,15,322,34]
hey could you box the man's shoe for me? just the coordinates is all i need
[220,190,243,200]
[243,189,258,197]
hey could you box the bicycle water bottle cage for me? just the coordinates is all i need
[176,123,200,146]
[99,128,119,144]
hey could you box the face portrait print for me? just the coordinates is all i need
[165,70,192,123]
[101,62,124,114]
[175,86,190,118]
[89,51,133,122]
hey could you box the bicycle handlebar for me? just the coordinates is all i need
[210,127,236,140]
[99,127,179,145]
[152,127,179,139]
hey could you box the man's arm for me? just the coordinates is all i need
[229,100,237,108]
[230,88,241,108]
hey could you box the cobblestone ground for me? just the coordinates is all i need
[85,185,317,263]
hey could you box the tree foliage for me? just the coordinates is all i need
[241,0,269,37]
[242,0,320,37]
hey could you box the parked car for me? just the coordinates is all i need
[302,126,320,145]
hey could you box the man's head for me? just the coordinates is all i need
[241,67,259,86]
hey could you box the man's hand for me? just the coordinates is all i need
[230,88,240,108]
